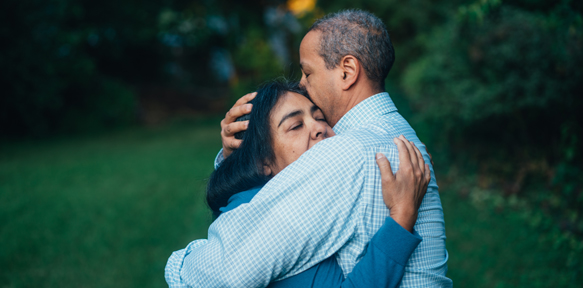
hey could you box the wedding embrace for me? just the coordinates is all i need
[166,9,451,287]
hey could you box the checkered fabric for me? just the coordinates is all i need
[165,93,451,287]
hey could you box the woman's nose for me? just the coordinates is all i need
[311,120,328,140]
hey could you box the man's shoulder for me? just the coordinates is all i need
[258,133,369,200]
[267,134,369,182]
[299,134,367,163]
[280,113,411,174]
[339,117,403,150]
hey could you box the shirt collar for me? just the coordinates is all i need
[332,92,398,135]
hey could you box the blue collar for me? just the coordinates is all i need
[219,186,263,214]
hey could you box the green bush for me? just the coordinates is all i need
[403,4,582,152]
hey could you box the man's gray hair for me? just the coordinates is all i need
[308,9,395,89]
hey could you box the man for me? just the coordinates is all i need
[167,9,451,287]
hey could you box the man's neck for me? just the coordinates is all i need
[329,85,384,127]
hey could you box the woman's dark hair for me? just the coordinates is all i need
[206,80,308,217]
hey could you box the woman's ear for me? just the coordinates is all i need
[262,164,273,177]
[339,55,360,91]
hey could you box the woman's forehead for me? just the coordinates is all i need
[275,92,315,112]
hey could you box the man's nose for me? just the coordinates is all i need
[299,75,306,88]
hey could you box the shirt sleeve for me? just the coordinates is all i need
[213,149,224,169]
[165,240,208,288]
[179,135,367,288]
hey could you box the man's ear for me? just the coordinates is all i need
[339,55,360,91]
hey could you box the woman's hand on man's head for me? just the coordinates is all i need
[376,136,431,233]
[220,92,256,158]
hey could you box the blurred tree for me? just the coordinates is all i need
[156,0,300,99]
[0,0,170,136]
[0,0,297,137]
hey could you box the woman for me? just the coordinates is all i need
[165,80,430,287]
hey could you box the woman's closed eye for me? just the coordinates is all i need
[313,110,327,122]
[290,122,303,131]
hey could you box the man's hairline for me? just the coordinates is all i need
[303,29,368,74]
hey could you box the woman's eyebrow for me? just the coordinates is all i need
[278,110,303,127]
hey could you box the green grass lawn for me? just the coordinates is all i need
[0,120,578,287]
[0,121,219,287]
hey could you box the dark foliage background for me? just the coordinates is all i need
[1,0,582,286]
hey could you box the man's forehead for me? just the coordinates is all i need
[301,30,321,51]
[299,31,321,68]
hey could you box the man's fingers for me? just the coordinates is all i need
[223,121,249,137]
[224,104,253,124]
[376,153,394,183]
[224,92,256,124]
[234,92,257,106]
[394,137,412,172]
[228,139,243,150]
[411,142,425,171]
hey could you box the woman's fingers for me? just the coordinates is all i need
[411,141,425,172]
[376,153,394,184]
[394,137,412,173]
[377,152,397,218]
[381,137,435,232]
[399,135,419,170]
[424,164,431,185]
[421,142,434,166]
[416,163,431,209]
